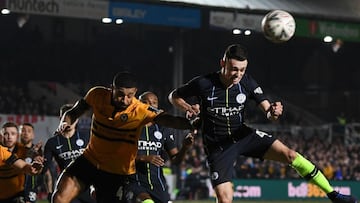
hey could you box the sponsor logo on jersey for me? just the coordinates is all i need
[56,145,63,149]
[58,149,86,160]
[253,87,263,94]
[138,140,162,151]
[208,105,244,116]
[207,96,218,101]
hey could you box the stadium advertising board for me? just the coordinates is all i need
[5,0,108,19]
[108,2,201,28]
[209,10,360,43]
[296,18,360,42]
[209,11,263,32]
[230,179,360,200]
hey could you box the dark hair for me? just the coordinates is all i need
[223,44,248,61]
[112,71,137,88]
[21,122,34,129]
[59,103,73,117]
[2,122,18,130]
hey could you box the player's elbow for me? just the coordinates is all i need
[168,90,176,104]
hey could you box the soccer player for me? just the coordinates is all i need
[20,123,43,203]
[168,44,358,203]
[43,104,95,203]
[133,91,194,203]
[51,71,195,203]
[0,122,43,202]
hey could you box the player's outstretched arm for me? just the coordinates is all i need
[56,99,90,134]
[62,99,90,124]
[2,146,42,175]
[13,158,43,175]
[154,112,193,130]
[168,90,199,116]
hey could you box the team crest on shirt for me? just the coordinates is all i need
[25,157,32,163]
[154,131,162,139]
[76,139,84,147]
[120,114,128,121]
[236,93,246,104]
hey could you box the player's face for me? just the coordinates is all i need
[20,125,34,145]
[144,94,159,108]
[221,58,248,86]
[112,87,137,110]
[1,127,18,148]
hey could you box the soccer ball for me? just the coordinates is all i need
[261,10,296,43]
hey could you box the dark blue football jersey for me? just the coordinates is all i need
[175,71,268,143]
[43,131,90,171]
[135,124,177,202]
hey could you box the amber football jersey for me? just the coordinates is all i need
[0,143,27,199]
[0,145,13,166]
[83,86,159,175]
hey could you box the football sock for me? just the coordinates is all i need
[290,153,333,194]
[142,199,154,203]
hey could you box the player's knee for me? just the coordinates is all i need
[142,199,154,203]
[215,184,233,203]
[217,196,233,203]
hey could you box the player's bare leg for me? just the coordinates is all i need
[214,181,233,203]
[52,172,82,203]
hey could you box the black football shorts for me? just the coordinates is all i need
[206,127,276,187]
